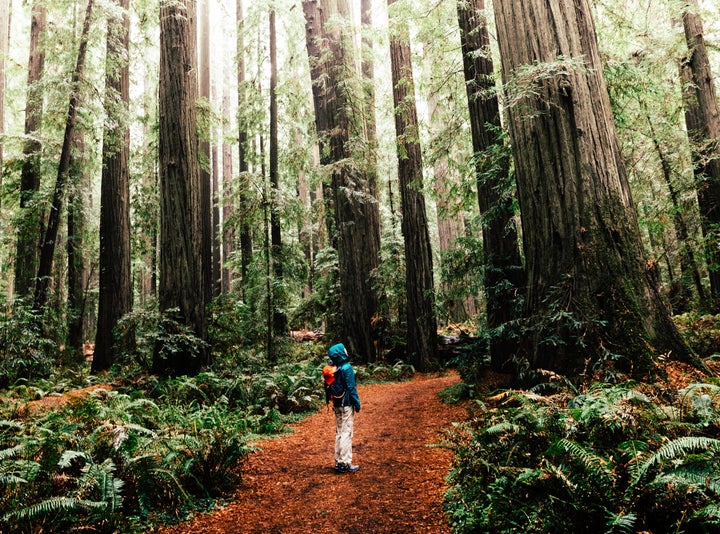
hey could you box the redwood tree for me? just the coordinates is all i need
[34,0,94,314]
[457,0,525,371]
[680,0,720,311]
[387,0,436,371]
[492,0,691,378]
[94,0,133,373]
[15,1,46,299]
[302,0,380,361]
[155,0,208,375]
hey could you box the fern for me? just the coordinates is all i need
[3,496,107,522]
[605,511,637,534]
[630,436,720,487]
[549,438,613,486]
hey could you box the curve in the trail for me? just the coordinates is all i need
[158,372,465,534]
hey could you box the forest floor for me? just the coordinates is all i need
[153,359,717,534]
[156,371,468,534]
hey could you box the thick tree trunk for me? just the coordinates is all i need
[387,0,436,371]
[94,0,133,373]
[34,0,94,314]
[680,0,720,311]
[15,1,46,300]
[156,0,208,375]
[493,0,692,378]
[303,0,380,361]
[458,0,525,371]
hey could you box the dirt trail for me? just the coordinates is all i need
[158,372,465,533]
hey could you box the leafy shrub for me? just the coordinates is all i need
[444,381,720,533]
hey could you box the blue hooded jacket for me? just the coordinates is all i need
[327,343,361,411]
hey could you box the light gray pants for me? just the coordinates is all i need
[334,405,355,465]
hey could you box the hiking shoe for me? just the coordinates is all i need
[334,463,359,473]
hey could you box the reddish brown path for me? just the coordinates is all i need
[157,372,465,533]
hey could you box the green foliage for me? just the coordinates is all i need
[0,299,57,388]
[444,380,720,533]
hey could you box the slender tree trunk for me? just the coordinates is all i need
[269,8,287,333]
[237,0,252,298]
[493,0,692,379]
[427,88,475,324]
[94,0,133,373]
[156,0,208,375]
[680,0,720,311]
[457,0,525,371]
[198,0,212,304]
[15,1,46,300]
[67,131,87,357]
[34,0,94,314]
[646,116,705,311]
[387,0,436,371]
[0,0,9,201]
[221,77,234,293]
[303,0,379,361]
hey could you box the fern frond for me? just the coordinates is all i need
[548,438,613,488]
[484,422,521,436]
[3,496,106,522]
[58,449,91,468]
[693,503,720,522]
[0,444,24,461]
[605,510,637,534]
[631,437,720,487]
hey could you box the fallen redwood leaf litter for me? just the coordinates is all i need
[156,372,466,534]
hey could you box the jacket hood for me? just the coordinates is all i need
[328,343,349,365]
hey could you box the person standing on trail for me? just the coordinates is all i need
[325,343,361,473]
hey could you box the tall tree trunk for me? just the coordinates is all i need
[156,0,208,375]
[221,75,234,293]
[360,0,383,360]
[387,0,436,371]
[94,0,133,373]
[457,0,525,371]
[237,0,252,298]
[493,0,692,379]
[646,115,705,311]
[269,7,287,333]
[0,0,9,203]
[67,131,87,357]
[680,0,720,311]
[427,88,475,324]
[15,1,46,300]
[198,0,212,304]
[302,0,379,361]
[34,0,94,314]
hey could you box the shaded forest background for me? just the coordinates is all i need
[0,0,718,380]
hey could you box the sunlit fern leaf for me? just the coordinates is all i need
[605,510,637,534]
[58,449,91,469]
[630,436,720,487]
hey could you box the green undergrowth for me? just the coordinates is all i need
[443,375,720,533]
[0,343,414,533]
